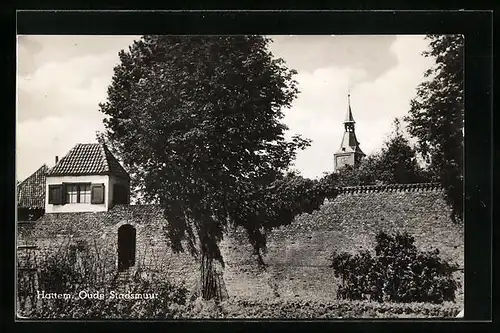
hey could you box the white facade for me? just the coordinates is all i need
[45,175,110,213]
[45,175,130,213]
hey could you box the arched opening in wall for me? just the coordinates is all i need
[118,224,136,271]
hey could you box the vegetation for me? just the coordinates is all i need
[19,239,461,319]
[217,297,461,319]
[28,278,188,319]
[406,34,464,222]
[95,34,464,301]
[18,240,189,319]
[330,231,460,304]
[98,35,312,299]
[330,119,432,187]
[230,171,338,264]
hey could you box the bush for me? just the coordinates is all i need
[26,276,189,319]
[215,297,461,318]
[331,231,460,304]
[36,239,116,295]
[18,240,189,319]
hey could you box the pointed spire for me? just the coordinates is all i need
[344,91,355,124]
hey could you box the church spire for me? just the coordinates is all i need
[344,91,355,124]
[334,90,365,171]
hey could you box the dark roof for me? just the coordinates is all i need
[336,131,365,156]
[344,104,355,123]
[17,164,48,209]
[46,143,130,179]
[336,93,364,156]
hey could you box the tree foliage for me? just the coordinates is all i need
[233,171,339,262]
[98,36,310,298]
[333,119,431,186]
[405,35,464,222]
[331,231,460,304]
[376,119,432,184]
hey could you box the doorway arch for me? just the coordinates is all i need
[117,224,136,271]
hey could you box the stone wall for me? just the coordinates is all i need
[17,183,464,303]
[220,183,464,302]
[17,205,201,293]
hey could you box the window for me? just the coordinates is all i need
[48,182,105,205]
[65,183,91,203]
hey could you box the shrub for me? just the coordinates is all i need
[27,276,189,319]
[331,231,460,304]
[36,239,116,295]
[18,240,189,319]
[215,297,461,318]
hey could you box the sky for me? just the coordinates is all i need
[16,35,435,181]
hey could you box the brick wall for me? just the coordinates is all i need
[220,183,464,302]
[17,205,201,293]
[17,183,464,303]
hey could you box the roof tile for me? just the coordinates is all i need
[17,165,48,209]
[46,143,129,179]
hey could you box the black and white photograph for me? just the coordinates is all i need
[16,33,465,319]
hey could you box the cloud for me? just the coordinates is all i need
[268,35,398,83]
[17,36,43,76]
[16,115,105,180]
[282,35,434,179]
[16,35,139,180]
[16,35,435,181]
[17,35,139,76]
[18,52,119,122]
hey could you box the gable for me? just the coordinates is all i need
[17,164,48,209]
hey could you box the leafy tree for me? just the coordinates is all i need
[334,155,382,186]
[405,35,464,222]
[98,35,310,299]
[377,119,429,184]
[334,119,430,186]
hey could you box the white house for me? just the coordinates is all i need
[45,143,130,213]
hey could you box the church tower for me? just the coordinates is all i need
[334,92,365,171]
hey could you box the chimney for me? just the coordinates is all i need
[55,156,59,164]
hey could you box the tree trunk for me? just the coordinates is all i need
[200,251,228,301]
[200,252,217,300]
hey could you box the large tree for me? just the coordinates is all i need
[98,35,310,299]
[376,119,429,184]
[405,35,464,222]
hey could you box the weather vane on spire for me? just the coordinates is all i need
[347,80,352,107]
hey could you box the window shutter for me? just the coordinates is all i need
[91,183,105,204]
[48,185,62,205]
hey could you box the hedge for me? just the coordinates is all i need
[182,297,462,319]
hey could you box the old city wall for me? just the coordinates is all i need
[18,183,464,302]
[220,183,464,301]
[17,205,201,292]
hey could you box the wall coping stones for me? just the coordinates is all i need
[337,182,442,195]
